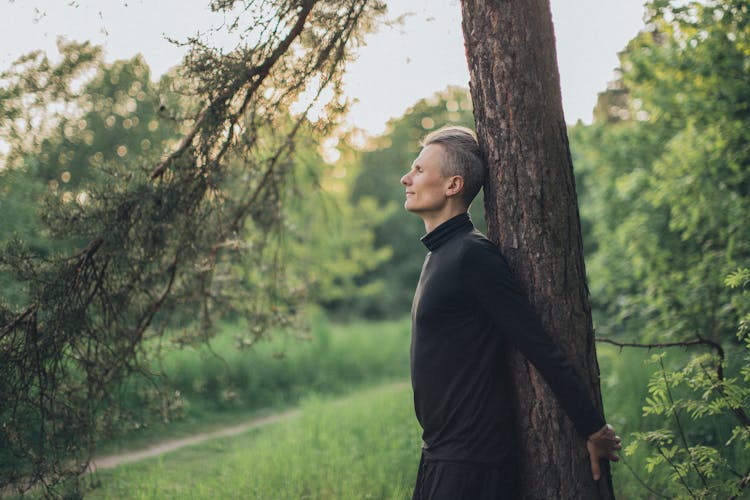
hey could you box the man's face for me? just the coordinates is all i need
[400,144,451,215]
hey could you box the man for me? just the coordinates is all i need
[401,125,621,499]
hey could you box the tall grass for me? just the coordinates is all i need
[164,312,409,409]
[98,312,411,454]
[85,383,421,499]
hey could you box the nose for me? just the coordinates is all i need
[401,171,411,186]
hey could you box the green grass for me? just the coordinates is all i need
[89,326,714,500]
[84,383,421,499]
[20,313,744,499]
[84,344,664,500]
[99,313,411,454]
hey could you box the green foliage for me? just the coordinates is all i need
[0,43,181,309]
[81,383,420,499]
[280,135,394,313]
[625,332,750,497]
[1,312,410,496]
[570,1,750,495]
[572,0,750,344]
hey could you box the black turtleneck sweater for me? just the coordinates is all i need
[410,212,604,465]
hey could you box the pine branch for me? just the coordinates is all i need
[1,1,384,492]
[150,0,316,181]
[0,303,37,340]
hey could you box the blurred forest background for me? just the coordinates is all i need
[1,0,749,498]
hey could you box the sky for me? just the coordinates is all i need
[0,0,647,136]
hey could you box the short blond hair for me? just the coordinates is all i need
[422,125,485,206]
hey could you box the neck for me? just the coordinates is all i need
[422,205,467,233]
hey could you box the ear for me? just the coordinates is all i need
[445,175,464,198]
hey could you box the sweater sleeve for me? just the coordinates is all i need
[462,239,605,438]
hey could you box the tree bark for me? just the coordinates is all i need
[460,1,615,498]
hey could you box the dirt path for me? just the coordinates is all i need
[1,409,301,496]
[89,408,301,472]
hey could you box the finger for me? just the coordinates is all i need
[603,434,621,444]
[590,455,601,481]
[594,436,621,448]
[606,440,622,452]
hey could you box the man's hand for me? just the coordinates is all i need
[587,424,622,481]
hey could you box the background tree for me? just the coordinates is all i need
[278,130,393,315]
[460,0,613,497]
[0,44,181,308]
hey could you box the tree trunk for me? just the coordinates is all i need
[460,1,615,498]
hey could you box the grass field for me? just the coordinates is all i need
[87,331,695,499]
[85,383,421,499]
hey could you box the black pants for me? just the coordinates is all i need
[412,453,519,500]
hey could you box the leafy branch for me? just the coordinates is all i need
[596,267,750,498]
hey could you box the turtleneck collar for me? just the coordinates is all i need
[420,212,474,251]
